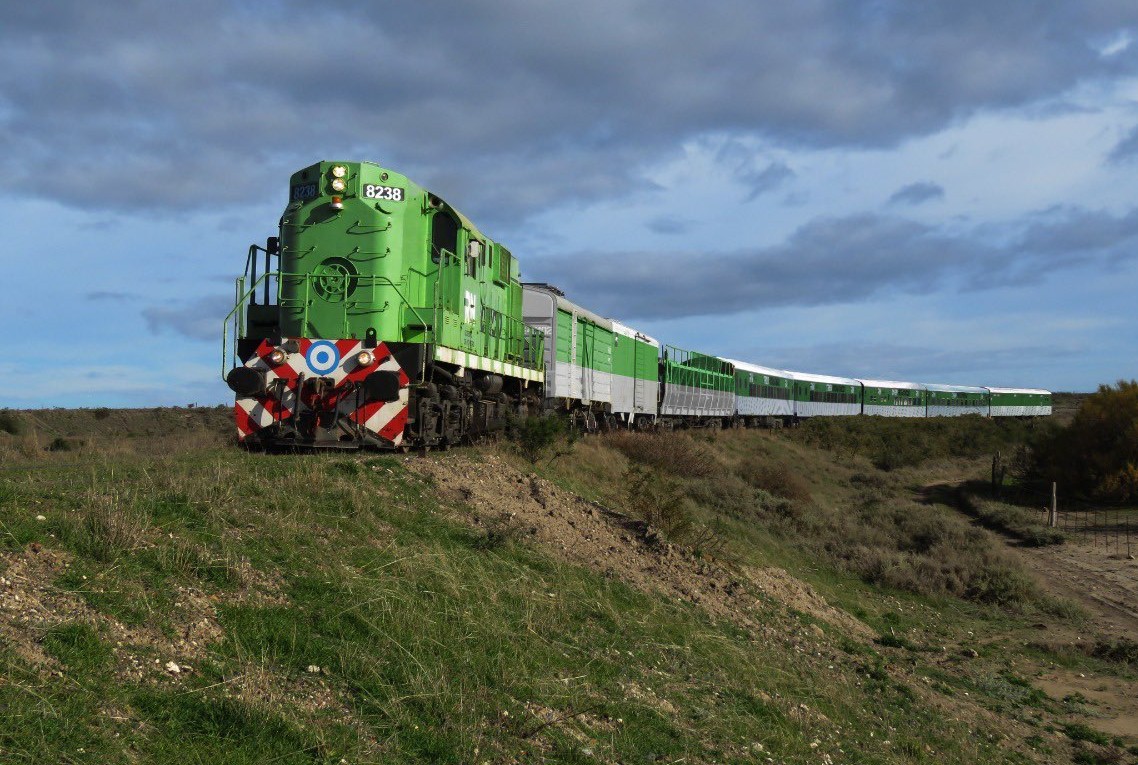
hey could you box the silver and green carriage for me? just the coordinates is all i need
[521,284,659,427]
[727,359,794,422]
[659,346,735,423]
[923,383,989,417]
[857,379,926,418]
[985,387,1051,417]
[522,284,611,418]
[787,370,862,418]
[610,320,660,426]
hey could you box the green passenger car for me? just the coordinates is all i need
[787,371,862,418]
[857,379,926,418]
[727,359,794,420]
[924,384,989,417]
[986,387,1051,417]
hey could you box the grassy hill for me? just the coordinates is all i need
[0,406,1135,764]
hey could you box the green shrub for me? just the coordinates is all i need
[787,415,1036,469]
[1064,722,1112,746]
[0,410,23,435]
[48,436,84,452]
[623,465,695,541]
[1090,638,1138,665]
[1031,380,1138,501]
[510,415,575,465]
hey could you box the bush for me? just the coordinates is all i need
[0,410,23,436]
[1031,381,1138,501]
[623,465,696,541]
[966,564,1034,606]
[1064,723,1112,746]
[1091,638,1138,665]
[739,457,812,504]
[510,415,575,465]
[787,415,1036,470]
[606,431,720,478]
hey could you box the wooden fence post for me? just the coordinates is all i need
[1048,482,1058,528]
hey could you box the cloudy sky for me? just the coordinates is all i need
[3,1,1138,407]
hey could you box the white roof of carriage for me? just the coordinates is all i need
[609,319,660,346]
[923,383,988,393]
[784,370,861,386]
[723,359,792,378]
[856,379,925,391]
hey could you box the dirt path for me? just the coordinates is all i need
[1015,538,1138,640]
[925,479,1138,737]
[921,480,1138,639]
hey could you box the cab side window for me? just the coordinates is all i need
[431,212,458,265]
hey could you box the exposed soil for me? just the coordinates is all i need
[0,545,224,679]
[406,451,873,641]
[1019,535,1138,638]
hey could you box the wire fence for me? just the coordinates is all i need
[1038,503,1136,558]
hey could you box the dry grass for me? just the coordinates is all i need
[605,431,720,478]
[738,456,813,504]
[65,487,151,563]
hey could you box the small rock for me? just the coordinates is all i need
[35,515,46,522]
[165,661,181,674]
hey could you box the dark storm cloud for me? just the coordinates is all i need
[2,0,1137,220]
[85,290,140,302]
[142,295,233,342]
[887,182,945,206]
[737,162,796,202]
[647,216,692,235]
[529,206,1138,320]
[715,140,796,200]
[1107,125,1138,162]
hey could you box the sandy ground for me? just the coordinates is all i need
[1015,535,1138,738]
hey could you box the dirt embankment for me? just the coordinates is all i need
[406,452,872,641]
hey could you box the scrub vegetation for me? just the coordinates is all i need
[1029,380,1138,502]
[0,404,1134,764]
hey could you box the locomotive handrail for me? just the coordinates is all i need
[222,271,431,379]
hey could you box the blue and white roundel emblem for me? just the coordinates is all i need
[305,341,341,375]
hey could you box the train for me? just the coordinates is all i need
[222,160,1051,450]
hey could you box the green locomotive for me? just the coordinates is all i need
[223,161,545,449]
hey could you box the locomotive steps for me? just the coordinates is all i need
[0,404,1135,763]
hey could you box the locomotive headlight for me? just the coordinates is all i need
[267,348,288,365]
[355,350,374,366]
[331,165,347,178]
[331,178,346,192]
